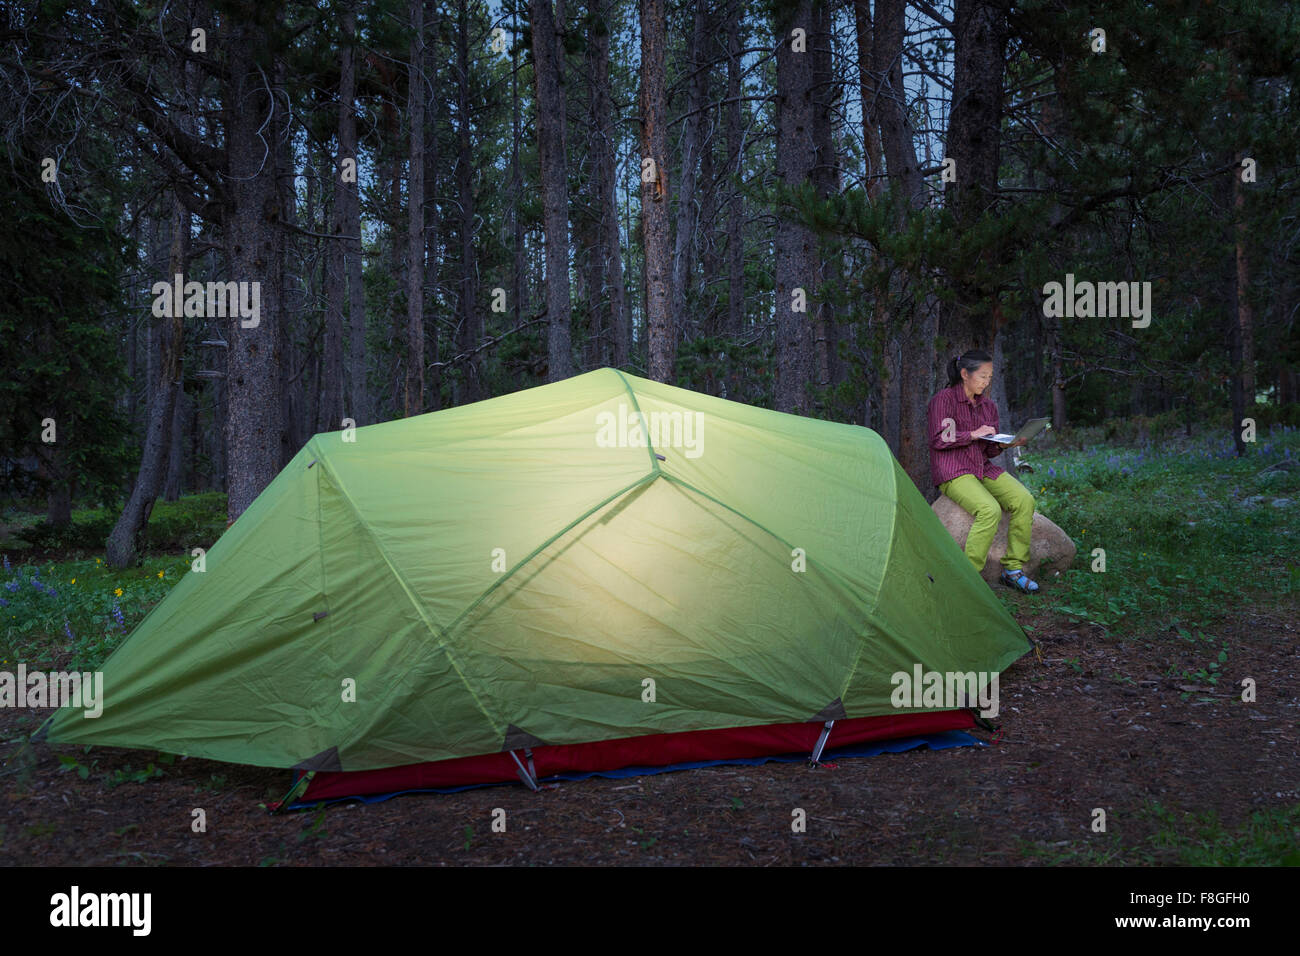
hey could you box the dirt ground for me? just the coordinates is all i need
[2,594,1297,866]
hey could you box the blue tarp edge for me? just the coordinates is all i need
[286,729,983,810]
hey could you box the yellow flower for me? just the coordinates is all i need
[157,571,164,579]
[70,578,76,584]
[114,587,123,597]
[96,558,101,564]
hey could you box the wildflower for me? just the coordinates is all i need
[63,620,75,641]
[114,587,123,597]
[70,578,76,585]
[112,603,125,627]
[96,557,102,564]
[0,598,6,608]
[157,570,164,579]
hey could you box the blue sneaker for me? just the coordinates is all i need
[1001,567,1040,593]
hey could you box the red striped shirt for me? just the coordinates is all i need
[926,382,1006,488]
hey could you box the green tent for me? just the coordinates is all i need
[41,368,1028,778]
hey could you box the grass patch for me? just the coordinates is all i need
[2,492,226,557]
[0,493,225,669]
[1,553,191,670]
[1021,800,1300,865]
[1002,423,1299,639]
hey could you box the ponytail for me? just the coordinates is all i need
[948,348,994,387]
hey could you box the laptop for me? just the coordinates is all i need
[982,417,1051,445]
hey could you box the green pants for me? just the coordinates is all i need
[938,472,1035,573]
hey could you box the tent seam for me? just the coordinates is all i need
[658,472,865,600]
[659,472,872,719]
[310,439,335,646]
[312,447,502,742]
[442,470,662,642]
[612,368,662,475]
[836,435,895,706]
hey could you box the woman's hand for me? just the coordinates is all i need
[971,425,996,439]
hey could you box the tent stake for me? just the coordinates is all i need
[808,720,835,766]
[509,750,540,791]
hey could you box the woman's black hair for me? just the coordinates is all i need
[947,349,994,387]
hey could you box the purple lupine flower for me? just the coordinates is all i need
[63,620,74,641]
[0,597,7,608]
[1048,467,1056,477]
[112,603,125,627]
[4,580,18,592]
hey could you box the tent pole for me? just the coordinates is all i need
[808,720,836,766]
[509,750,540,791]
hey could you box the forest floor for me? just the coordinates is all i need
[1,590,1296,866]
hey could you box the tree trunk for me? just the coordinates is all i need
[321,146,346,431]
[641,0,673,382]
[107,49,197,558]
[852,0,885,201]
[583,3,616,369]
[510,0,529,376]
[810,0,840,407]
[596,0,629,369]
[698,63,721,339]
[939,0,1008,349]
[107,194,187,564]
[406,0,427,415]
[163,388,188,501]
[773,0,816,414]
[912,0,1007,499]
[425,0,442,409]
[45,459,72,526]
[532,0,573,382]
[222,25,284,523]
[455,0,483,401]
[340,0,368,427]
[669,0,709,346]
[870,0,926,207]
[725,0,745,338]
[868,0,929,474]
[388,108,405,417]
[1233,151,1255,453]
[276,46,303,469]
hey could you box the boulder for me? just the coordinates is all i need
[931,494,1076,586]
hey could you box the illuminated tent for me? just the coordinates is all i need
[39,368,1028,802]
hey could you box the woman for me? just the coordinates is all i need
[926,349,1039,593]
